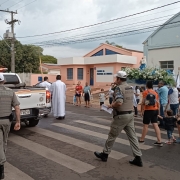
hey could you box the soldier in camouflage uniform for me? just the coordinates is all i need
[0,74,21,179]
[94,71,143,167]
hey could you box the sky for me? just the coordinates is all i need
[0,0,180,59]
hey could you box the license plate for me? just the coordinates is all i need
[20,110,30,116]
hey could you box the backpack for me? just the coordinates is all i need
[145,90,156,106]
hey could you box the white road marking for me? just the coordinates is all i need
[8,135,95,174]
[93,117,180,137]
[52,123,152,150]
[75,120,168,142]
[4,162,34,180]
[29,127,127,160]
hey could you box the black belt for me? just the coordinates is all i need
[116,111,132,115]
[0,116,9,119]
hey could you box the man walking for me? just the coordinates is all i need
[94,71,143,167]
[39,76,51,90]
[50,75,66,120]
[167,83,179,116]
[157,81,168,127]
[83,82,91,108]
[139,81,163,147]
[0,73,21,179]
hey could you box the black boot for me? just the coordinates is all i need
[94,152,108,162]
[0,165,4,179]
[129,156,143,167]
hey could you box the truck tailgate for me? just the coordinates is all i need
[15,89,46,109]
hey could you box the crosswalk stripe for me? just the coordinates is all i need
[94,117,180,137]
[75,120,168,142]
[29,127,127,160]
[5,162,34,180]
[8,135,95,174]
[52,123,152,150]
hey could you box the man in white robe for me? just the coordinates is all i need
[50,75,66,120]
[39,76,51,90]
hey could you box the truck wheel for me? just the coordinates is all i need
[43,114,48,118]
[25,119,39,127]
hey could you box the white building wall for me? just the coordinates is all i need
[148,47,180,75]
[96,67,114,83]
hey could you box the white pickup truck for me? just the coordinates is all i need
[3,73,51,127]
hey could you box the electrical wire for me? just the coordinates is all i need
[17,1,180,38]
[0,0,10,6]
[16,0,37,10]
[30,14,174,45]
[7,0,24,9]
[20,6,180,44]
[32,21,180,47]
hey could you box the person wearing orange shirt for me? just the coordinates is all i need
[139,81,163,147]
[75,81,83,106]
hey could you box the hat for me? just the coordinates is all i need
[0,74,4,82]
[114,71,127,78]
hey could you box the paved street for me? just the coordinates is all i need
[4,103,180,180]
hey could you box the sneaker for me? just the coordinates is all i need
[154,142,163,147]
[129,156,143,167]
[94,152,108,162]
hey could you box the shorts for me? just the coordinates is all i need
[75,93,81,97]
[100,102,104,106]
[84,93,90,101]
[143,110,158,124]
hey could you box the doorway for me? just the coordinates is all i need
[90,68,94,86]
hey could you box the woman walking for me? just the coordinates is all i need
[75,81,83,106]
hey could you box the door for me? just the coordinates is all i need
[90,68,94,86]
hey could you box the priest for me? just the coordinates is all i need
[50,75,66,120]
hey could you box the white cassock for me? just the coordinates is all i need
[39,81,51,90]
[50,80,66,117]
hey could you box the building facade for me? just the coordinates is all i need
[58,44,143,87]
[143,12,180,75]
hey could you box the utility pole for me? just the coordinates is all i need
[0,9,20,73]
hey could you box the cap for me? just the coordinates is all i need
[114,71,127,78]
[0,74,4,82]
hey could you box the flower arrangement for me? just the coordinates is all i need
[124,67,175,85]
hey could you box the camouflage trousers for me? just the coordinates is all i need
[103,113,142,157]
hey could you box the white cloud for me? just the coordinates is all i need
[0,0,180,58]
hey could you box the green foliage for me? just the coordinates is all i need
[125,67,175,85]
[0,40,44,73]
[41,55,57,64]
[100,41,123,48]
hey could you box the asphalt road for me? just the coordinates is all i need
[4,104,180,180]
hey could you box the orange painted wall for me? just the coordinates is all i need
[60,63,135,87]
[30,74,57,85]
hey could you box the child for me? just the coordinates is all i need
[99,89,106,111]
[158,110,177,144]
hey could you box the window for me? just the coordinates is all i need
[67,68,73,80]
[159,61,174,71]
[4,75,20,84]
[91,49,103,56]
[77,68,83,80]
[105,49,120,55]
[121,67,126,71]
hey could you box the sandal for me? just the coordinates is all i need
[165,141,172,144]
[138,140,145,143]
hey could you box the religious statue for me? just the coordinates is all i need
[139,56,147,70]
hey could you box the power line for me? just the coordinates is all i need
[33,21,180,47]
[31,14,174,45]
[8,0,24,9]
[21,6,180,44]
[17,1,180,38]
[16,0,37,10]
[0,0,10,6]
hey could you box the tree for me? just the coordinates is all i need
[41,55,57,64]
[0,40,43,73]
[100,40,123,48]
